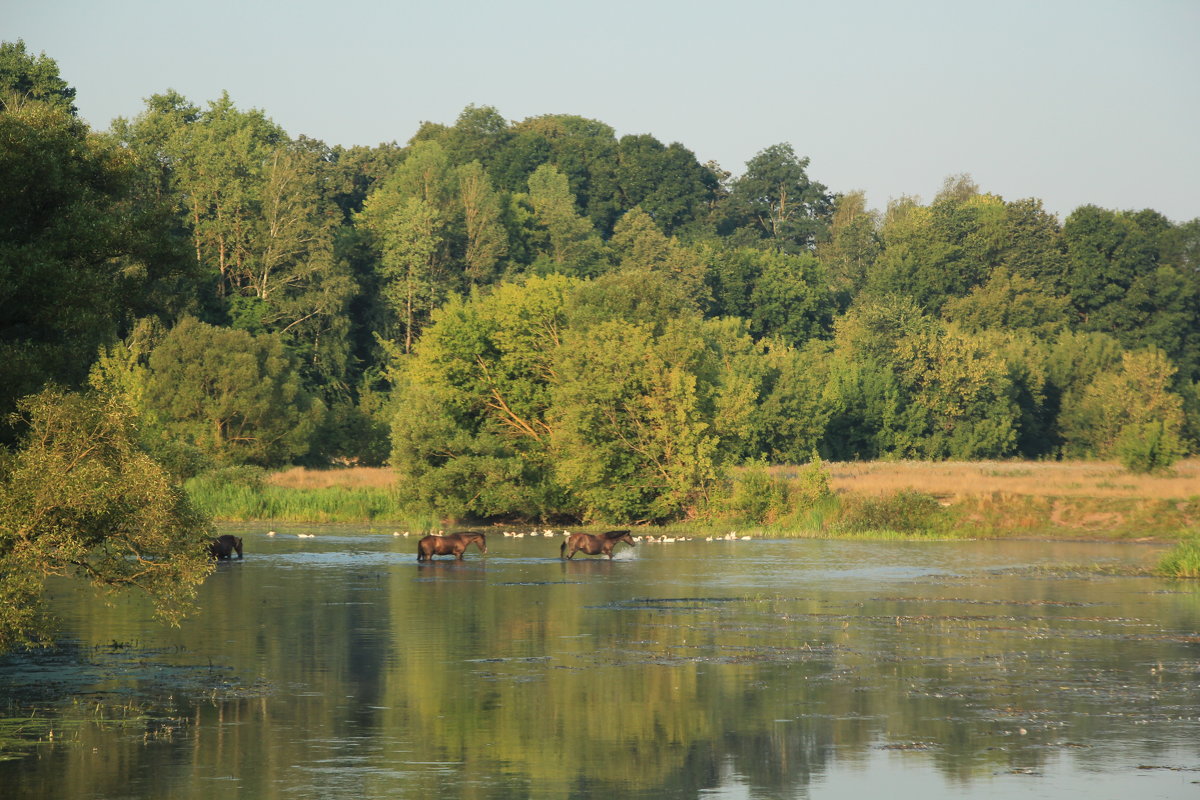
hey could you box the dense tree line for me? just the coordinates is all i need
[2,40,1198,534]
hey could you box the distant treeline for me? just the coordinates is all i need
[3,39,1198,523]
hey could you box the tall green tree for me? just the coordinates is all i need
[551,317,723,521]
[0,86,190,439]
[1062,206,1200,383]
[143,318,322,466]
[614,134,718,236]
[358,195,442,352]
[817,190,880,302]
[390,275,577,519]
[867,182,1011,312]
[442,104,511,171]
[457,160,508,285]
[1059,348,1186,458]
[117,92,356,392]
[510,114,622,233]
[526,164,608,276]
[720,143,832,253]
[0,39,76,114]
[997,197,1065,286]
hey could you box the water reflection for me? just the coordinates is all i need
[2,533,1197,799]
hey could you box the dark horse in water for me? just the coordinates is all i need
[417,532,488,561]
[561,530,635,560]
[208,534,243,560]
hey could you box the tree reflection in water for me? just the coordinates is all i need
[1,533,1195,799]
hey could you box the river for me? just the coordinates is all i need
[1,528,1197,798]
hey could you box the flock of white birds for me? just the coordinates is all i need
[262,529,754,542]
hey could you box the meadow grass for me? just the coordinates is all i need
[805,458,1200,501]
[265,466,396,490]
[1155,536,1200,578]
[185,479,415,524]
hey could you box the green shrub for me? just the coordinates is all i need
[839,489,942,533]
[725,462,793,523]
[189,465,268,492]
[794,452,832,508]
[144,436,215,479]
[1116,420,1185,474]
[1156,535,1200,578]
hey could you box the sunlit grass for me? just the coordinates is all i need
[1155,536,1200,578]
[185,480,412,524]
[802,458,1200,501]
[265,466,396,490]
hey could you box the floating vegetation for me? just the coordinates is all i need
[0,640,266,761]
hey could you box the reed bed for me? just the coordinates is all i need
[185,480,408,524]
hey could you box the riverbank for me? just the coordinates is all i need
[184,459,1200,542]
[785,459,1200,541]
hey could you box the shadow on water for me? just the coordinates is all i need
[1,532,1197,799]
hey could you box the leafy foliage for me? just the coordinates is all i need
[723,462,794,524]
[1115,420,1185,475]
[0,388,213,650]
[0,96,193,441]
[838,490,943,534]
[143,318,323,467]
[1059,349,1186,459]
[0,40,76,113]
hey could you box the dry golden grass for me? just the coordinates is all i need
[270,460,1199,502]
[266,466,397,490]
[810,459,1200,501]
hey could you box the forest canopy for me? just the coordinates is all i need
[2,39,1199,537]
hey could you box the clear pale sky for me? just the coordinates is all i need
[5,0,1198,222]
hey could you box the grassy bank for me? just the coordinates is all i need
[185,461,1200,542]
[184,467,422,526]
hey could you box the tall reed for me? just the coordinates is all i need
[1156,535,1200,578]
[185,474,410,523]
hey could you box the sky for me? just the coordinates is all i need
[6,0,1199,222]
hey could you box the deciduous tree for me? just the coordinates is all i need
[144,318,322,466]
[0,387,212,650]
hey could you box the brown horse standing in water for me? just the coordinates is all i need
[560,530,635,560]
[417,532,487,561]
[208,534,243,560]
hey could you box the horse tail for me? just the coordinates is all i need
[560,538,567,558]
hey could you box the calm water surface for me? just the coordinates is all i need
[2,529,1197,799]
